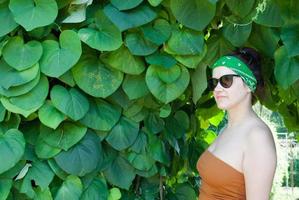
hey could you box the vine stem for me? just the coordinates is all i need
[159,175,164,200]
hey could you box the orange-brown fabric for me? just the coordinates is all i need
[197,150,246,200]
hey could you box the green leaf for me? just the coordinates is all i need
[0,179,12,200]
[0,102,6,122]
[248,24,279,58]
[38,101,65,129]
[110,0,143,10]
[145,52,176,69]
[35,133,61,159]
[40,30,82,78]
[0,2,18,37]
[40,122,87,151]
[170,0,216,31]
[223,18,252,47]
[34,187,53,200]
[122,74,150,100]
[2,36,42,70]
[0,59,39,90]
[106,116,139,151]
[108,188,121,200]
[191,63,207,104]
[81,177,109,200]
[103,155,135,190]
[0,97,38,117]
[157,65,181,84]
[274,46,299,89]
[165,28,204,55]
[19,161,54,198]
[0,129,25,174]
[47,159,68,180]
[54,132,103,176]
[7,75,48,111]
[80,98,121,131]
[281,23,299,57]
[130,131,147,153]
[50,85,89,121]
[169,183,197,200]
[0,71,40,97]
[148,0,163,7]
[253,0,284,27]
[125,32,158,56]
[147,133,169,165]
[101,46,146,75]
[103,3,157,31]
[78,10,122,51]
[225,0,255,17]
[127,151,155,171]
[0,113,21,134]
[141,19,171,45]
[54,175,83,200]
[174,44,207,69]
[145,65,190,103]
[144,112,164,134]
[9,0,58,31]
[72,55,123,97]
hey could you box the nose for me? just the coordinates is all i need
[214,81,224,91]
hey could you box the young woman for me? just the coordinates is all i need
[197,47,277,200]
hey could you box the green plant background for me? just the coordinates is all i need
[0,0,299,199]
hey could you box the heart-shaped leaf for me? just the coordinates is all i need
[80,98,121,131]
[145,65,190,103]
[7,74,48,111]
[103,155,135,190]
[0,129,25,174]
[101,45,145,75]
[141,19,171,45]
[0,59,39,90]
[125,32,158,56]
[54,175,83,200]
[54,132,103,176]
[106,116,139,151]
[38,100,65,129]
[104,3,157,31]
[3,36,42,71]
[0,70,40,97]
[281,23,299,57]
[78,10,122,51]
[39,122,87,151]
[72,55,123,97]
[110,0,143,10]
[157,65,181,84]
[50,85,89,121]
[0,2,18,37]
[170,0,216,31]
[165,28,204,55]
[274,46,299,89]
[9,0,58,31]
[81,177,109,200]
[40,30,82,78]
[122,74,150,100]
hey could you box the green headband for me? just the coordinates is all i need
[209,56,257,92]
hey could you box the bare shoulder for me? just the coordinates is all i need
[244,119,276,155]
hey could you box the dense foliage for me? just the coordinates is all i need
[0,0,299,199]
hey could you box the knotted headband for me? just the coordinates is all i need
[209,56,257,92]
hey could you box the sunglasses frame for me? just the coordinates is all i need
[208,74,240,91]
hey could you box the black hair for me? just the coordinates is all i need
[228,47,264,105]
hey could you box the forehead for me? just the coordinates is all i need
[212,66,237,78]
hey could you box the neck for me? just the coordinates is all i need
[226,98,255,128]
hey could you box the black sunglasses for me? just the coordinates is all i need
[208,74,240,91]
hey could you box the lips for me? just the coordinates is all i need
[215,95,226,100]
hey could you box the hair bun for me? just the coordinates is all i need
[237,47,261,66]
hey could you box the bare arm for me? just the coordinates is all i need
[243,126,277,200]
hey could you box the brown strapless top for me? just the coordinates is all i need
[197,150,246,200]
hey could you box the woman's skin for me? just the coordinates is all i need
[207,66,277,200]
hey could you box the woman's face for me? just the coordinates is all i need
[212,66,251,110]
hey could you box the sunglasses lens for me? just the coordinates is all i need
[220,75,234,88]
[208,75,237,90]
